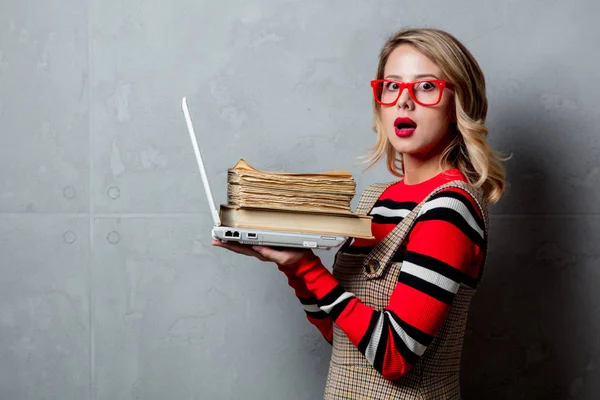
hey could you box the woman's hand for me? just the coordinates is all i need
[211,239,311,266]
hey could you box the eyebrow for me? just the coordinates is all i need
[384,74,440,80]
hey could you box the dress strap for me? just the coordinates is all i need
[336,181,397,254]
[354,182,397,215]
[361,180,489,280]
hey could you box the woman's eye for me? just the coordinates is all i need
[417,81,436,91]
[386,82,399,91]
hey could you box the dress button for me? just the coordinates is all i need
[365,260,380,274]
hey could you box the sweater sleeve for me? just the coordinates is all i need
[277,264,333,345]
[288,188,486,380]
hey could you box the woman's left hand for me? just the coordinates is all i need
[211,239,311,266]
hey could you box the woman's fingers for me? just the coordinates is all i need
[211,239,310,265]
[252,245,307,265]
[211,239,270,262]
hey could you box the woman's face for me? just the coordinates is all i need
[379,44,455,160]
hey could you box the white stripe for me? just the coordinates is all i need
[365,313,384,364]
[401,261,460,294]
[302,303,321,313]
[385,311,427,356]
[319,292,355,314]
[370,206,411,219]
[418,197,484,239]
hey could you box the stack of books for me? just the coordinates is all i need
[219,159,373,239]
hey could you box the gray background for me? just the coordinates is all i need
[0,0,598,399]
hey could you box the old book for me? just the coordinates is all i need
[226,159,356,212]
[219,205,373,239]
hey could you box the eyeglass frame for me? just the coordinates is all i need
[369,79,454,107]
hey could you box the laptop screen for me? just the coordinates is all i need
[181,97,221,227]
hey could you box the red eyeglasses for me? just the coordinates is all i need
[370,79,453,107]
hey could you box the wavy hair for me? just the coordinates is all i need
[360,28,507,204]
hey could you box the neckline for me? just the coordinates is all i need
[399,168,462,187]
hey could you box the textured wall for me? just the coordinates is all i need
[1,0,598,399]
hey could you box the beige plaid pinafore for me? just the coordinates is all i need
[323,180,489,400]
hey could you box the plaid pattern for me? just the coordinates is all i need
[324,180,488,400]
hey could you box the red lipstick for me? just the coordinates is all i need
[394,117,417,138]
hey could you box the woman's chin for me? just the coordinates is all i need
[388,138,416,154]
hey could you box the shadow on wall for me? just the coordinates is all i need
[460,107,594,399]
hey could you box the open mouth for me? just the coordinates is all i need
[394,117,417,137]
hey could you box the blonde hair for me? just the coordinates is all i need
[360,28,507,204]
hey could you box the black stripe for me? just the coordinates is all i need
[297,296,318,305]
[358,312,379,354]
[403,251,477,289]
[305,310,330,320]
[391,250,406,263]
[371,214,406,225]
[373,314,389,375]
[372,199,418,211]
[429,190,485,232]
[398,273,455,305]
[415,208,486,250]
[369,200,416,225]
[328,296,354,322]
[316,285,346,309]
[387,310,434,346]
[385,313,419,365]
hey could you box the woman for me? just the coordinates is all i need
[213,27,506,399]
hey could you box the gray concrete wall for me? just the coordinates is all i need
[1,0,598,399]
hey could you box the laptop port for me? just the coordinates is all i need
[247,233,257,239]
[225,231,233,237]
[233,231,240,238]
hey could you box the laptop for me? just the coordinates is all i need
[181,97,347,250]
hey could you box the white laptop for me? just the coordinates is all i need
[181,97,347,250]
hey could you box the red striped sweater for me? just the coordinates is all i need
[277,169,486,381]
